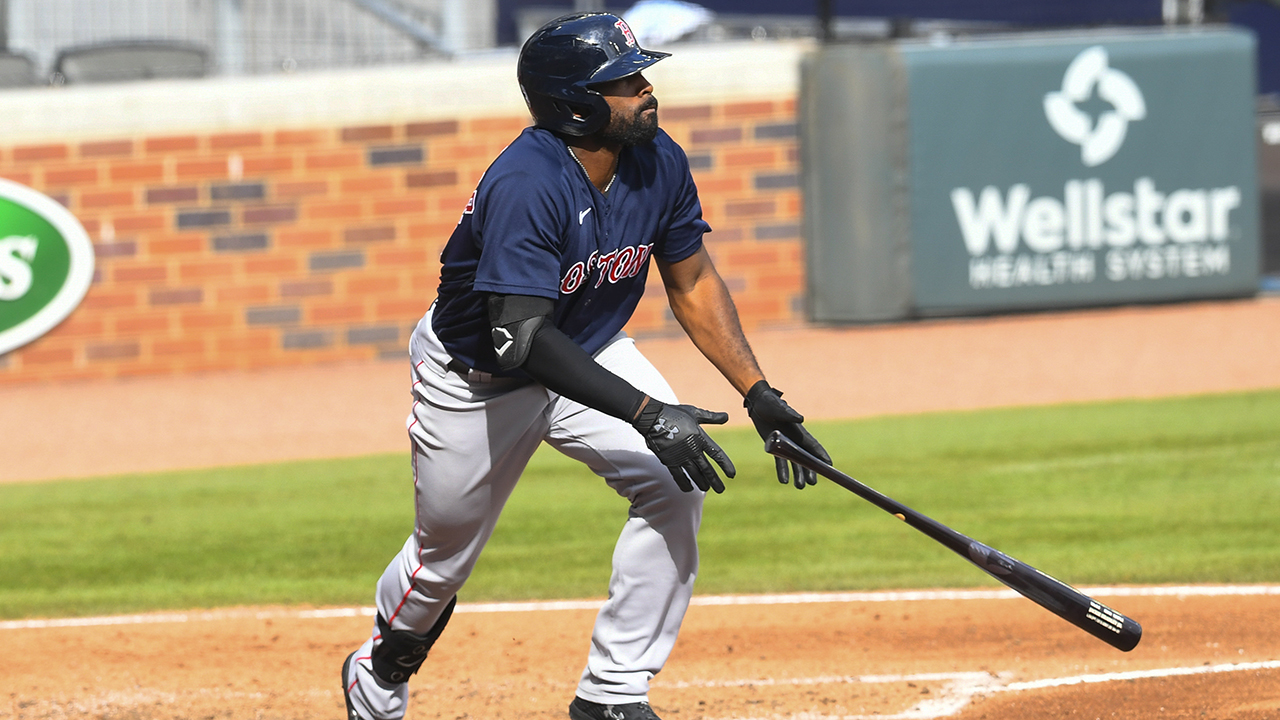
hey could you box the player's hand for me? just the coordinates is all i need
[633,401,736,493]
[744,381,830,489]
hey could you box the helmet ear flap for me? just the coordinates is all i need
[525,89,611,137]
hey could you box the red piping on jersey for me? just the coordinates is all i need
[387,562,426,625]
[348,653,371,693]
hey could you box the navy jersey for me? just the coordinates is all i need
[432,126,710,375]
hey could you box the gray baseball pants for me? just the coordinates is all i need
[344,307,704,719]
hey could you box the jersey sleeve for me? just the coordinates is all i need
[471,169,567,300]
[655,140,711,264]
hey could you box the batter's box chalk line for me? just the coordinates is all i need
[681,661,1280,720]
[5,585,1280,630]
[5,585,1280,719]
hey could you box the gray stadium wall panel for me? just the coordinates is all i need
[801,44,912,323]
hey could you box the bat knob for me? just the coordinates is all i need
[764,430,788,454]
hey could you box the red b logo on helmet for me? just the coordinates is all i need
[615,19,637,48]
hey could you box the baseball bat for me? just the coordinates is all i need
[764,431,1142,652]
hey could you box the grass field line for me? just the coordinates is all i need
[670,671,1002,720]
[659,670,999,689]
[884,659,1280,720]
[988,438,1280,475]
[1000,659,1280,691]
[4,584,1279,631]
[693,661,1280,720]
[12,662,1279,719]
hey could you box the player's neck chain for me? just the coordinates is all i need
[567,146,616,196]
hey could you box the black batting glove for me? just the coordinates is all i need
[633,398,736,493]
[744,380,831,489]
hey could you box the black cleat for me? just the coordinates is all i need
[569,696,662,720]
[342,652,362,720]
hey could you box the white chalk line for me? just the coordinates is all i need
[5,583,1278,631]
[6,583,1279,719]
[7,584,1279,717]
[12,663,1280,719]
[659,671,1003,720]
[671,661,1280,720]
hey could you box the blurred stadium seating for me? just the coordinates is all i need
[0,50,35,87]
[0,0,480,81]
[53,41,208,84]
[0,1,1274,91]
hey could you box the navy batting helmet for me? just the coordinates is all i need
[517,12,670,137]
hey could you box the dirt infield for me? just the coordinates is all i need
[2,296,1279,718]
[5,588,1280,719]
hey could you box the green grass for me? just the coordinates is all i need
[1,390,1278,619]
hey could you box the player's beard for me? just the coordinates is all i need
[600,96,659,146]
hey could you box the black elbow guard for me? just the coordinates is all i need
[488,294,555,371]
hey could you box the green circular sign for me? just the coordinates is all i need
[0,179,95,355]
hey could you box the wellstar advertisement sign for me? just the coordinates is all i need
[906,29,1260,313]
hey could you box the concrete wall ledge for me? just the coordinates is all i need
[0,40,812,145]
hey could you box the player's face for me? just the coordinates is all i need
[595,73,659,146]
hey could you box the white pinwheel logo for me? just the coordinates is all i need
[1043,46,1146,167]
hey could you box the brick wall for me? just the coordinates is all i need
[0,97,802,384]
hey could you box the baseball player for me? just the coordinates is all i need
[341,12,830,720]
